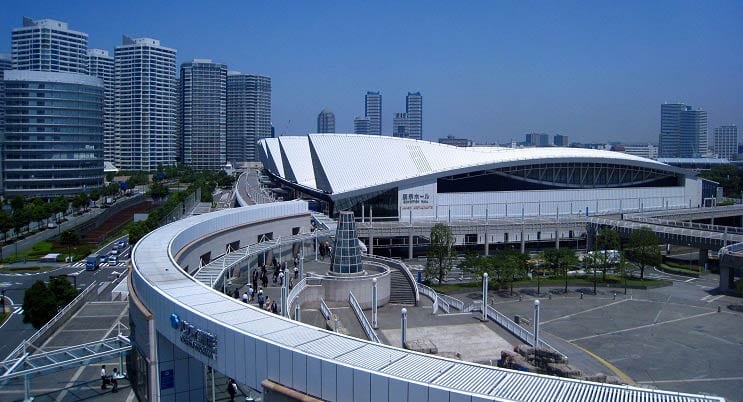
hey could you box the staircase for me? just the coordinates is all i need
[389,270,417,305]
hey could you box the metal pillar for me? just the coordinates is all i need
[484,208,489,256]
[281,281,288,317]
[295,303,301,321]
[372,278,378,329]
[555,206,560,250]
[408,230,414,260]
[482,272,489,321]
[314,231,318,261]
[534,300,541,349]
[520,207,525,254]
[211,366,216,402]
[299,247,304,278]
[401,308,408,348]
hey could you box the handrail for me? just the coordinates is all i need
[364,254,419,304]
[438,293,465,311]
[319,298,331,321]
[484,304,565,359]
[286,278,307,312]
[3,282,96,362]
[348,291,380,343]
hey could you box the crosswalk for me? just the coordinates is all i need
[12,306,24,315]
[70,261,128,269]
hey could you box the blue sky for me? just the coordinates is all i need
[2,0,741,144]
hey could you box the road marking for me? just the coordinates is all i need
[541,299,629,325]
[569,311,717,342]
[569,342,635,385]
[13,307,24,315]
[700,295,713,301]
[637,376,743,384]
[705,295,724,303]
[684,277,696,283]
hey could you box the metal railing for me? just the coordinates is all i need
[3,282,96,362]
[286,278,307,312]
[627,215,743,235]
[484,304,564,359]
[438,293,465,311]
[348,291,380,343]
[319,298,331,321]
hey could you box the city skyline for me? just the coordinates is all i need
[0,1,741,144]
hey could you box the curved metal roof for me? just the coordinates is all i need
[131,202,724,402]
[260,134,689,198]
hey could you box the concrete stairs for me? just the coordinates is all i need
[389,270,417,305]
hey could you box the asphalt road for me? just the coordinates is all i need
[0,254,129,360]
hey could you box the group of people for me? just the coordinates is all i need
[319,241,332,260]
[100,365,123,392]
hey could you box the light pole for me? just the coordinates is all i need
[534,299,541,349]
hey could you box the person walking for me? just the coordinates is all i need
[227,378,237,401]
[100,365,108,389]
[242,291,248,303]
[111,367,119,393]
[257,293,265,309]
[248,285,254,301]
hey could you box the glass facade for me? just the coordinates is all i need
[226,73,272,163]
[438,162,681,193]
[330,211,363,274]
[2,70,104,197]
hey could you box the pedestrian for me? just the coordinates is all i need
[265,296,271,310]
[288,277,294,290]
[100,365,108,389]
[294,255,298,268]
[257,293,265,309]
[248,285,254,301]
[227,378,237,401]
[271,301,278,314]
[278,270,284,286]
[242,291,248,303]
[294,265,299,279]
[261,273,268,288]
[111,367,119,393]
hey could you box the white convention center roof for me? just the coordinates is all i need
[260,134,683,198]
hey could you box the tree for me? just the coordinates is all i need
[425,223,455,284]
[0,211,13,245]
[127,221,151,245]
[543,248,579,292]
[594,227,621,282]
[10,196,25,214]
[625,227,661,280]
[458,251,489,278]
[149,182,170,202]
[59,230,80,258]
[23,277,78,329]
[500,249,530,295]
[51,196,69,222]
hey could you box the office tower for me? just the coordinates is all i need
[439,135,473,147]
[114,36,177,171]
[393,113,410,138]
[617,144,658,160]
[0,54,11,71]
[525,133,550,147]
[88,49,114,162]
[365,91,382,135]
[179,59,227,171]
[353,116,370,135]
[405,92,423,140]
[226,72,271,163]
[2,70,104,196]
[554,134,569,147]
[659,103,707,158]
[714,125,738,160]
[11,17,88,74]
[317,108,335,133]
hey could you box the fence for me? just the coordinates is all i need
[3,282,96,361]
[348,291,380,343]
[363,254,420,305]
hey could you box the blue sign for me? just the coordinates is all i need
[170,313,180,329]
[172,315,218,359]
[160,369,174,390]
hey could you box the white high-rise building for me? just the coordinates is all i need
[317,108,335,133]
[0,54,11,71]
[714,125,738,161]
[365,91,382,135]
[353,116,371,135]
[11,17,88,74]
[405,92,423,140]
[226,72,271,163]
[179,59,227,171]
[88,49,114,162]
[114,36,177,171]
[392,112,411,138]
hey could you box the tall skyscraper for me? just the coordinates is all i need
[317,108,335,133]
[11,17,88,74]
[405,92,423,140]
[0,54,11,71]
[526,133,550,147]
[393,113,410,138]
[2,70,104,196]
[226,72,272,163]
[659,103,707,158]
[714,125,738,160]
[114,36,177,171]
[353,116,370,135]
[554,134,569,147]
[179,59,227,171]
[365,91,382,135]
[88,49,114,162]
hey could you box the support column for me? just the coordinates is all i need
[484,208,489,256]
[533,300,541,349]
[555,206,560,250]
[401,308,408,348]
[699,249,708,268]
[408,230,414,260]
[372,278,378,328]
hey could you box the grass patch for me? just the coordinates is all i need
[432,275,666,293]
[660,263,700,277]
[0,311,8,326]
[2,240,93,264]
